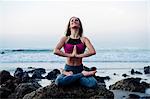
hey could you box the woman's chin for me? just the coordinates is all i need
[71,26,80,29]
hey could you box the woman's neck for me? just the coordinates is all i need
[70,28,80,39]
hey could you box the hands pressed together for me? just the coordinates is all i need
[70,45,80,58]
[70,45,77,57]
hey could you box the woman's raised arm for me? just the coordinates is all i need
[53,36,73,57]
[76,37,96,58]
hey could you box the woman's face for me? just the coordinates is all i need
[69,17,80,29]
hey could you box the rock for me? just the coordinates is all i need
[14,68,31,83]
[131,69,142,75]
[144,66,150,74]
[128,94,140,99]
[28,68,46,74]
[32,70,44,79]
[122,73,129,77]
[1,79,17,92]
[109,78,150,93]
[35,68,46,74]
[0,70,14,85]
[134,71,142,75]
[8,82,41,99]
[113,73,117,75]
[22,71,30,83]
[141,96,150,99]
[131,69,134,75]
[14,67,24,79]
[23,82,114,99]
[0,87,11,98]
[94,76,110,87]
[1,51,5,54]
[83,66,97,71]
[45,69,61,80]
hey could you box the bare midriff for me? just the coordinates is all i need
[66,57,82,66]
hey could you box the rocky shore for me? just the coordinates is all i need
[0,66,150,99]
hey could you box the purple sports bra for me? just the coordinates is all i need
[64,37,86,54]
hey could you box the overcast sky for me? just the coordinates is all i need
[0,0,150,49]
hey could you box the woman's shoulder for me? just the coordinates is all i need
[59,36,70,43]
[81,36,90,42]
[60,36,68,41]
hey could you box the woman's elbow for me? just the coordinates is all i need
[90,51,96,55]
[53,49,58,55]
[93,51,96,55]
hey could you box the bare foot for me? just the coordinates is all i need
[63,71,73,76]
[82,70,96,76]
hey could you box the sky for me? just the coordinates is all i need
[0,0,150,49]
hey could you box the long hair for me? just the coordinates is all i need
[65,17,83,37]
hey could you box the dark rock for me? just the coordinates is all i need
[1,51,5,54]
[45,69,61,80]
[27,67,35,69]
[83,66,97,71]
[95,76,110,81]
[8,82,41,99]
[128,94,140,99]
[22,71,30,83]
[14,67,24,79]
[0,87,11,98]
[1,79,17,92]
[131,69,142,75]
[144,66,150,74]
[113,73,117,75]
[28,68,46,74]
[141,96,150,99]
[131,69,135,75]
[109,78,150,93]
[31,70,44,79]
[0,70,14,85]
[122,73,129,77]
[23,82,114,99]
[94,76,110,87]
[134,71,142,75]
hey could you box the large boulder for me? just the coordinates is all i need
[45,69,61,80]
[31,70,44,79]
[22,71,30,83]
[0,70,14,85]
[14,68,24,79]
[27,68,46,74]
[8,82,41,99]
[109,78,150,93]
[0,87,11,98]
[144,66,150,74]
[23,82,114,99]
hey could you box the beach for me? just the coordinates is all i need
[1,62,150,88]
[0,49,150,98]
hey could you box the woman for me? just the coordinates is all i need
[54,16,97,88]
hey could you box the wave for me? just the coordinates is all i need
[1,48,150,51]
[1,60,150,63]
[0,49,53,54]
[1,48,150,54]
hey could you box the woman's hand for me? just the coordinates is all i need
[81,70,97,76]
[63,71,73,76]
[71,45,77,57]
[61,68,73,76]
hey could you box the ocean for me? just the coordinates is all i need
[0,48,150,73]
[1,48,150,63]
